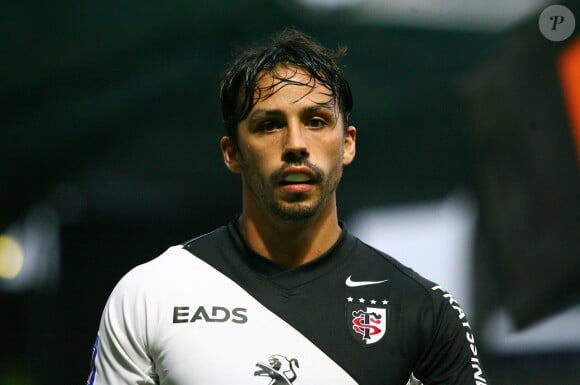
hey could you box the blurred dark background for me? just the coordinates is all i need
[1,1,579,384]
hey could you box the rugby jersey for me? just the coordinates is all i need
[88,221,488,385]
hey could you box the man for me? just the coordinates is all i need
[87,29,488,385]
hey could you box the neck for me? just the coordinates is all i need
[238,200,342,269]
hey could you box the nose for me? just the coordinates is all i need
[283,123,309,162]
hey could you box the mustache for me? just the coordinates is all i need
[270,160,324,183]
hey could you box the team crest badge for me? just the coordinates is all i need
[346,297,389,346]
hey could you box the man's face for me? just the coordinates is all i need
[221,65,356,221]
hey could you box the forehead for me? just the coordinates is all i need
[252,65,335,109]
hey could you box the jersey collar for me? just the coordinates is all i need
[227,219,356,290]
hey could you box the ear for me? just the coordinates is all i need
[220,136,242,173]
[342,125,356,166]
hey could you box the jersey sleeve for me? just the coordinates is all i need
[88,268,159,385]
[413,285,488,385]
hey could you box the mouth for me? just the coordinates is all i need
[281,172,313,185]
[278,167,316,193]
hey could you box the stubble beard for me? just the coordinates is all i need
[243,159,344,222]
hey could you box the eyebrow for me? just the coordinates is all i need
[248,103,337,122]
[302,103,336,115]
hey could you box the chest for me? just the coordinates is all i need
[149,276,416,385]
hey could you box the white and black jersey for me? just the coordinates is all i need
[87,221,488,385]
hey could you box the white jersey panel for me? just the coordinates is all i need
[92,245,357,385]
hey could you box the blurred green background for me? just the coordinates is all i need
[1,1,579,384]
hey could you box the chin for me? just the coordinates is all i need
[271,201,323,221]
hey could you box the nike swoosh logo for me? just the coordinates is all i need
[345,275,389,287]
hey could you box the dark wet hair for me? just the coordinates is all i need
[219,28,353,144]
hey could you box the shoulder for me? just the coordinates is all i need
[116,225,228,290]
[351,236,439,295]
[109,224,235,303]
[182,224,229,248]
[348,235,465,323]
[109,245,192,298]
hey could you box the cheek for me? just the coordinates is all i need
[317,138,344,164]
[240,143,279,175]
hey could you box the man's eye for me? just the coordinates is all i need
[307,118,326,128]
[259,120,279,132]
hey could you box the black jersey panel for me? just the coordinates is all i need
[182,222,488,385]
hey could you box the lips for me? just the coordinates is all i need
[278,167,317,194]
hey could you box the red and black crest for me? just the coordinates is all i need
[346,297,389,346]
